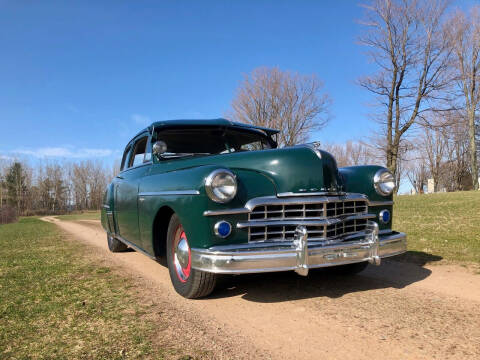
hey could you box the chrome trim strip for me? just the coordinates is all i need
[190,228,407,274]
[119,161,152,174]
[203,193,369,217]
[277,191,347,197]
[204,208,250,216]
[368,200,394,206]
[244,194,368,210]
[237,213,376,229]
[138,190,200,196]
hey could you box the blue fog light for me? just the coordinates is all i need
[214,221,232,238]
[379,209,391,224]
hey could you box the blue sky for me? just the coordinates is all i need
[0,0,381,163]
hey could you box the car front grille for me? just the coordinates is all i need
[248,218,369,242]
[245,196,370,243]
[249,200,367,221]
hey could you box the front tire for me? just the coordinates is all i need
[166,214,217,299]
[107,234,128,252]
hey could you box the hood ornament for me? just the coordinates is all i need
[304,141,322,159]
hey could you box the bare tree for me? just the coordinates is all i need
[443,114,473,190]
[88,161,108,210]
[406,155,429,194]
[229,67,331,147]
[446,7,480,189]
[36,162,68,213]
[0,159,8,207]
[421,123,448,191]
[72,162,91,210]
[359,0,452,181]
[323,141,379,167]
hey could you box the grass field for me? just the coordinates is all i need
[55,210,101,221]
[0,218,197,359]
[394,190,480,264]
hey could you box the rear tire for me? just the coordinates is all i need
[107,234,128,252]
[331,261,369,275]
[166,214,217,299]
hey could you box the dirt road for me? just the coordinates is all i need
[42,217,480,359]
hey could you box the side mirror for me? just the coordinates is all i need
[152,141,167,158]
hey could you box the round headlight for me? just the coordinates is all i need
[205,169,237,203]
[374,169,395,196]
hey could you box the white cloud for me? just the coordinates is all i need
[0,154,13,161]
[131,114,151,126]
[11,147,116,159]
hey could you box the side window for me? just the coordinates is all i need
[144,136,152,162]
[128,136,148,168]
[120,145,132,172]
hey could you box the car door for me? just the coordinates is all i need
[115,133,151,246]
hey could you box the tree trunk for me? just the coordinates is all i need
[468,110,479,190]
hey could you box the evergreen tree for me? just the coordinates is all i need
[5,162,27,213]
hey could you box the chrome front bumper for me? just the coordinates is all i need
[191,222,406,276]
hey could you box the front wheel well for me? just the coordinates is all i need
[152,206,175,260]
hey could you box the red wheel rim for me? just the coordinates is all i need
[172,225,191,283]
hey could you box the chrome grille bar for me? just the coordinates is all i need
[239,194,371,243]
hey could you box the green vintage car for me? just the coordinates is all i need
[101,119,406,298]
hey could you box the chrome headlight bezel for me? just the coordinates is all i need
[205,169,237,203]
[374,168,395,196]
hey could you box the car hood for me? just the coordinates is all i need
[165,146,342,195]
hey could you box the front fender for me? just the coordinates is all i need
[138,165,277,253]
[339,165,393,231]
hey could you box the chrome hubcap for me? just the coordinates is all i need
[173,228,191,283]
[176,238,190,269]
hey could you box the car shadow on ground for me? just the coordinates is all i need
[209,251,442,303]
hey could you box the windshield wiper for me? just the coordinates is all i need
[161,152,211,159]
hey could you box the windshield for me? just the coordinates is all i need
[154,127,273,159]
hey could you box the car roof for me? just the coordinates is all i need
[132,118,279,140]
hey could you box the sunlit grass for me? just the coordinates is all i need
[394,191,480,264]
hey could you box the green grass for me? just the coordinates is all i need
[0,218,192,359]
[394,191,480,264]
[55,210,101,221]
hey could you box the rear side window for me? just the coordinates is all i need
[120,145,131,171]
[129,136,148,168]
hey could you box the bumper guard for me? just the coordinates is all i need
[191,221,406,276]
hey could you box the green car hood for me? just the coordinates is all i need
[160,146,341,195]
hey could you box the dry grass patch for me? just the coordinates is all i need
[55,210,101,221]
[0,218,203,359]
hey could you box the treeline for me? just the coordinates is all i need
[0,159,118,220]
[324,110,478,193]
[403,113,477,193]
[355,1,480,192]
